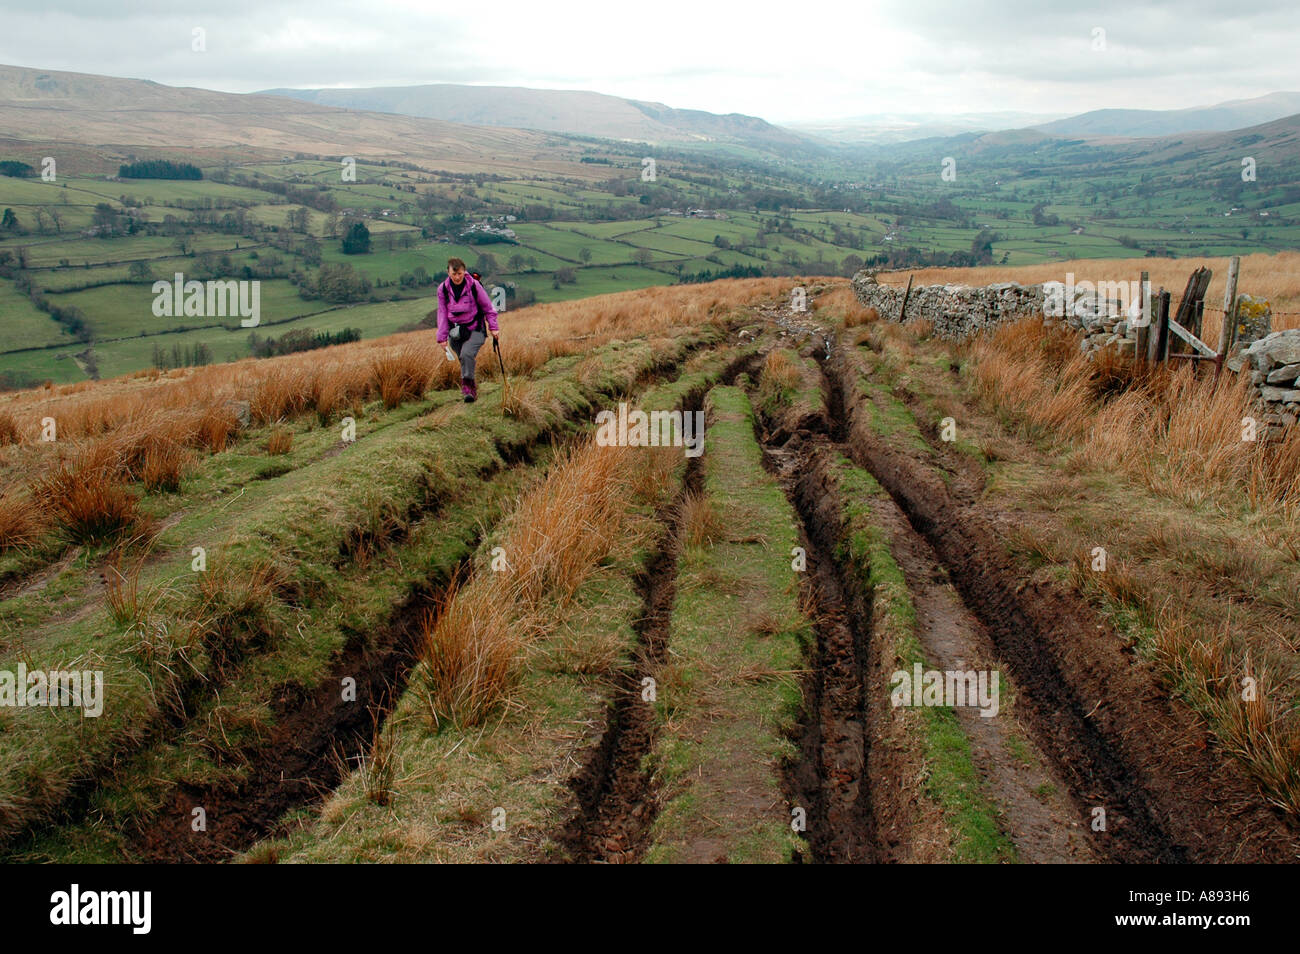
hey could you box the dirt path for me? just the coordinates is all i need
[819,332,1300,862]
[760,435,878,862]
[750,301,1097,862]
[868,492,1092,862]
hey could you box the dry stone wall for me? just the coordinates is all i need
[850,269,1285,433]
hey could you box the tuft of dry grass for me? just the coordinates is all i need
[104,548,163,627]
[360,712,400,806]
[140,438,192,493]
[968,317,1300,512]
[500,380,546,423]
[845,304,879,328]
[265,426,293,456]
[33,443,141,542]
[1144,603,1300,813]
[250,367,313,425]
[190,559,288,678]
[680,489,724,548]
[415,436,652,729]
[0,486,45,551]
[190,404,240,452]
[757,350,801,408]
[416,586,517,730]
[372,347,434,409]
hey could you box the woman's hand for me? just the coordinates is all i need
[491,329,499,340]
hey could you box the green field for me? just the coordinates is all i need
[1,125,1296,386]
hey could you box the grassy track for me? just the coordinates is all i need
[642,385,807,863]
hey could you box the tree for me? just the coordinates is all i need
[1,208,18,231]
[341,221,371,255]
[128,261,153,282]
[631,248,653,266]
[92,203,120,235]
[476,252,498,275]
[301,235,322,266]
[578,247,592,263]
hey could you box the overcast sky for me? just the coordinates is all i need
[1,0,1298,122]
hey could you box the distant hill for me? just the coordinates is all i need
[0,63,568,175]
[873,111,1300,176]
[786,111,1066,145]
[259,83,815,153]
[1031,92,1300,139]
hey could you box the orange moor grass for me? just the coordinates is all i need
[415,435,673,729]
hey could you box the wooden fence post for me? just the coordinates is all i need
[898,274,914,322]
[1135,270,1150,364]
[1148,290,1171,364]
[1219,255,1241,355]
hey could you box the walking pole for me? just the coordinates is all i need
[492,335,508,386]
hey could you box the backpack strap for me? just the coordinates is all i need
[469,275,488,334]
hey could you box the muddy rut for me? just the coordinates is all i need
[817,338,1300,863]
[70,352,709,863]
[557,385,711,863]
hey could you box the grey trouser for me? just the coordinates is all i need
[449,323,487,381]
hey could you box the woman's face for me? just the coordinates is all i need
[449,266,466,284]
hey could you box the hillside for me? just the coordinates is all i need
[787,110,1066,145]
[0,64,573,175]
[1031,91,1300,139]
[260,82,814,152]
[1,276,1298,866]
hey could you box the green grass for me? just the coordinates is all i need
[243,356,744,863]
[643,385,807,864]
[0,329,716,855]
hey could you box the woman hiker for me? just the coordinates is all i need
[436,257,499,403]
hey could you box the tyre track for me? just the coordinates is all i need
[557,393,705,863]
[822,341,1300,863]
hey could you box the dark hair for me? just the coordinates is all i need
[447,257,467,271]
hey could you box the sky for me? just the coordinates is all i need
[1,0,1298,123]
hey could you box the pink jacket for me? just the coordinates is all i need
[436,275,499,342]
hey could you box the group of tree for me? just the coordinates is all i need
[91,202,139,237]
[119,160,203,180]
[341,220,371,255]
[295,262,373,303]
[246,326,361,358]
[0,160,36,178]
[151,341,214,369]
[676,263,766,284]
[398,266,435,289]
